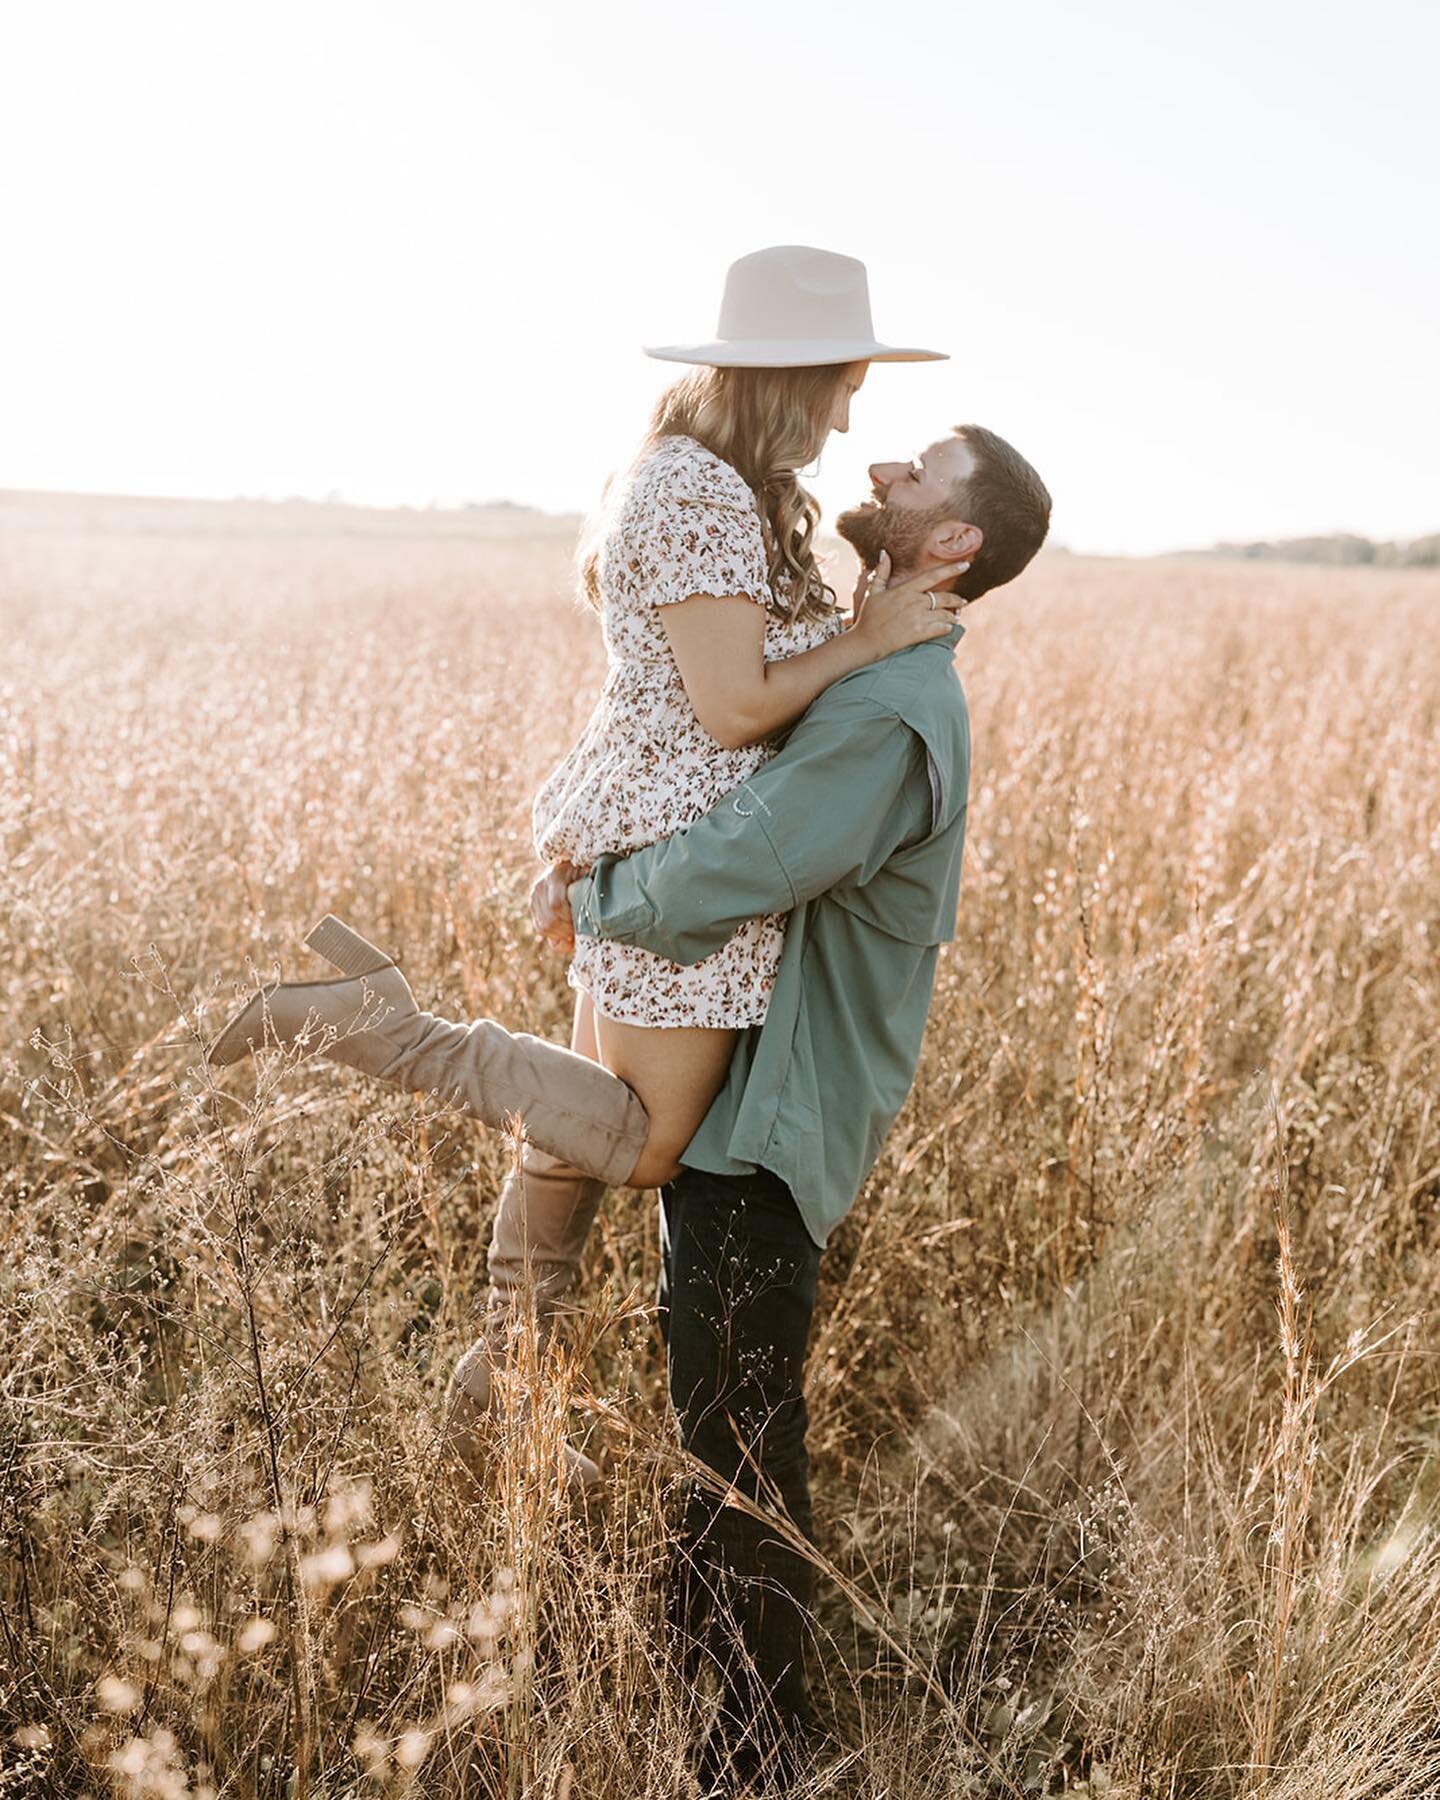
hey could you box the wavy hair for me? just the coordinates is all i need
[579,363,853,624]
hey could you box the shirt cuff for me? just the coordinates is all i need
[569,873,656,942]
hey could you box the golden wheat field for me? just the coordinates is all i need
[2,492,1438,1800]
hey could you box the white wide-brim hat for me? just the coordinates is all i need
[644,244,947,368]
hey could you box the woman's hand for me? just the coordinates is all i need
[849,551,971,659]
[528,860,588,953]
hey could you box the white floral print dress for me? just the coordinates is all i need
[533,433,844,1029]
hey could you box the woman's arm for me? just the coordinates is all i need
[657,559,969,750]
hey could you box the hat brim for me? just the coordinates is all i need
[643,338,947,367]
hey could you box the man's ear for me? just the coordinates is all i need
[926,518,983,564]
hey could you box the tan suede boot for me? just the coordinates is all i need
[205,915,648,1187]
[444,1145,607,1491]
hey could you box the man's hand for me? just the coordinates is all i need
[528,860,587,953]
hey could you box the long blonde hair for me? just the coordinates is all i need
[579,363,853,624]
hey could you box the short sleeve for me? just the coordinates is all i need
[624,442,773,610]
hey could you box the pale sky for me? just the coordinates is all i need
[2,0,1436,554]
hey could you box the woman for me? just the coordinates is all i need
[205,246,960,1476]
[533,357,956,1184]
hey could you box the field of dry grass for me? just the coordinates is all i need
[2,496,1438,1798]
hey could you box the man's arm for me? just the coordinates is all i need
[568,690,933,967]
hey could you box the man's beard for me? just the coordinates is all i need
[835,495,954,574]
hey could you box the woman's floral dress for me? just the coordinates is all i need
[533,433,843,1028]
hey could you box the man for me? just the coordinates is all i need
[537,422,1052,1787]
[205,419,1050,1789]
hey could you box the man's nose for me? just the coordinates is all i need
[869,461,906,491]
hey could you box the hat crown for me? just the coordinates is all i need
[715,245,876,346]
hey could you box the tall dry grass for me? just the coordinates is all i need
[1,503,1437,1798]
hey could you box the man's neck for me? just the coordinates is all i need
[890,560,957,597]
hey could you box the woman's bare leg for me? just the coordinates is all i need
[589,1005,738,1189]
[570,988,600,1063]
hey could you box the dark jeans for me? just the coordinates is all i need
[657,1164,823,1779]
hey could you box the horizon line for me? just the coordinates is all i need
[0,482,1434,564]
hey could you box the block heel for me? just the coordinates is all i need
[304,914,396,979]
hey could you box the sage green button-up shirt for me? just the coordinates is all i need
[570,626,971,1249]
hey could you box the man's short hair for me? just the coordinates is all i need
[950,424,1051,600]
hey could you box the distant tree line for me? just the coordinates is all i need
[1189,532,1440,567]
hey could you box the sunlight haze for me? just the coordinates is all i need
[2,0,1436,554]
